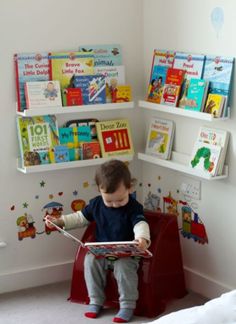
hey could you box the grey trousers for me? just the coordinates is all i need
[84,252,140,309]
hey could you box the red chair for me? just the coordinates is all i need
[69,211,187,318]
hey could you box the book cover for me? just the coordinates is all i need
[160,84,181,106]
[112,85,132,103]
[62,88,83,106]
[202,55,234,115]
[59,126,91,161]
[14,52,50,111]
[49,145,70,163]
[78,44,122,66]
[72,74,106,105]
[165,67,186,85]
[25,81,62,109]
[94,65,125,102]
[190,142,222,177]
[80,141,101,160]
[16,115,59,167]
[173,52,205,107]
[96,119,134,157]
[147,65,168,103]
[49,51,94,104]
[145,118,175,160]
[204,93,225,117]
[184,78,209,112]
[195,126,229,175]
[64,118,98,140]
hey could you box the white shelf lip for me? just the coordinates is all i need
[16,102,134,117]
[17,155,134,174]
[139,100,229,121]
[137,152,228,180]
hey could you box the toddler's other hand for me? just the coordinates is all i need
[135,238,148,250]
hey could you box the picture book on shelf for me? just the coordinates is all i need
[64,118,99,140]
[173,52,205,107]
[46,219,152,259]
[49,51,94,104]
[147,65,168,104]
[80,141,101,160]
[204,93,225,117]
[96,119,134,158]
[71,74,106,105]
[184,78,209,112]
[195,126,229,175]
[190,141,222,177]
[94,65,125,102]
[145,117,175,160]
[17,115,59,167]
[25,81,62,109]
[14,52,50,111]
[62,88,83,106]
[202,55,234,116]
[78,44,122,66]
[112,85,132,103]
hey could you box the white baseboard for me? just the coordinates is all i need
[0,260,74,294]
[184,266,234,299]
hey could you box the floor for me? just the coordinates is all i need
[0,281,208,324]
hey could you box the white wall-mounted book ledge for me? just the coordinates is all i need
[17,155,134,174]
[17,102,134,117]
[138,152,228,181]
[139,100,229,121]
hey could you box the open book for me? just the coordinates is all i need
[47,219,152,259]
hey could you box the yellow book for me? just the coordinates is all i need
[204,93,225,117]
[96,119,134,157]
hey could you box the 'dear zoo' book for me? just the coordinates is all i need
[17,115,59,167]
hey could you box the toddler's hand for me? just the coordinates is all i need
[45,215,64,229]
[135,238,149,250]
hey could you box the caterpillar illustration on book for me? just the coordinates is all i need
[191,146,215,173]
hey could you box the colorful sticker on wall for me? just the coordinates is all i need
[144,191,161,212]
[16,213,36,241]
[163,192,179,216]
[42,201,63,235]
[179,201,208,244]
[71,199,86,212]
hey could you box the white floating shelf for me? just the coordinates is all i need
[17,102,134,117]
[17,155,134,174]
[139,100,229,121]
[138,151,228,180]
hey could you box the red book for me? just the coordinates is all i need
[63,88,83,106]
[165,67,186,85]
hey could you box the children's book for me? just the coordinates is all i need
[14,52,50,111]
[46,219,152,259]
[96,119,134,158]
[49,145,70,163]
[25,81,62,109]
[80,141,101,160]
[72,75,106,105]
[190,141,222,177]
[64,118,98,140]
[62,88,83,106]
[49,51,94,104]
[149,50,175,80]
[202,55,234,116]
[195,126,230,175]
[94,65,125,102]
[204,93,225,117]
[78,44,122,66]
[147,65,168,104]
[145,118,175,160]
[184,78,209,112]
[112,85,132,103]
[173,52,205,107]
[16,115,59,167]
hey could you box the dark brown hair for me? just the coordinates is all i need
[95,160,136,193]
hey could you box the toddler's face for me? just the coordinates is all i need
[100,183,130,208]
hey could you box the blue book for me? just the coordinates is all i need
[147,65,168,103]
[78,44,122,66]
[185,78,209,112]
[72,75,106,105]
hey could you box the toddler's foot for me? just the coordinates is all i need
[84,304,102,319]
[113,308,134,323]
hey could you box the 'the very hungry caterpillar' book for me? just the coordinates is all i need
[14,52,50,111]
[145,118,175,160]
[96,119,134,158]
[16,115,59,167]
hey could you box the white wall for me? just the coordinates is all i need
[0,0,143,293]
[142,0,236,298]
